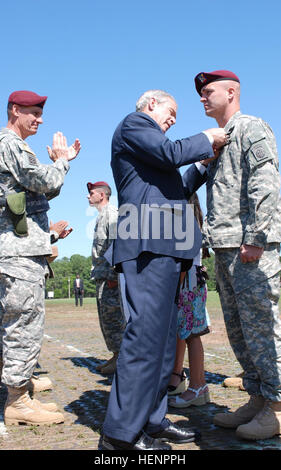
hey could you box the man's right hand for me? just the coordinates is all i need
[50,220,73,239]
[205,128,227,149]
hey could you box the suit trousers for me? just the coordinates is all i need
[74,289,83,306]
[102,252,182,443]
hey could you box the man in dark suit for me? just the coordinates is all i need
[73,274,84,306]
[100,90,227,450]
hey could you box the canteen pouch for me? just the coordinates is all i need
[6,191,28,237]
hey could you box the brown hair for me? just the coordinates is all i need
[189,192,203,229]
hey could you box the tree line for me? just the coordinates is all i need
[46,254,96,298]
[46,253,218,299]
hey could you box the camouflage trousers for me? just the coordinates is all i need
[0,256,47,388]
[95,278,126,353]
[215,244,281,401]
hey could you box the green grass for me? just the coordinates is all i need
[45,289,281,309]
[45,297,96,305]
[206,290,221,309]
[45,292,221,309]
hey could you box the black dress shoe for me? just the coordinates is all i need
[99,432,171,450]
[150,420,201,444]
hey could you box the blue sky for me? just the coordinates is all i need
[1,0,280,258]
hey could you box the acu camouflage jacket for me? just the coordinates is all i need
[0,128,69,256]
[203,111,281,248]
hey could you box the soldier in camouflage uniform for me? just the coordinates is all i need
[0,90,80,425]
[194,70,281,440]
[87,181,126,375]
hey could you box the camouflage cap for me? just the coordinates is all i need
[8,90,47,108]
[194,70,240,96]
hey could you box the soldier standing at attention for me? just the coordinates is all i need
[87,181,126,375]
[0,90,81,425]
[194,70,281,440]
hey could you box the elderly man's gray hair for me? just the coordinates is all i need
[136,90,176,112]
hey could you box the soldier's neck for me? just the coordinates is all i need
[97,200,109,212]
[6,122,27,140]
[216,105,240,128]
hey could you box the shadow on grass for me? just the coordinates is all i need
[61,356,113,433]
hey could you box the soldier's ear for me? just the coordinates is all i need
[227,87,236,101]
[12,104,21,117]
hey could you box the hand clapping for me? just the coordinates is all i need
[47,132,81,162]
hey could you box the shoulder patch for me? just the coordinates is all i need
[19,142,38,167]
[27,154,38,166]
[250,140,273,166]
[22,149,38,168]
[252,144,266,161]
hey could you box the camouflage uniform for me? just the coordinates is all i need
[203,111,281,401]
[0,128,69,387]
[91,203,125,353]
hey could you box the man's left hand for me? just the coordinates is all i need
[200,148,221,167]
[47,133,81,162]
[67,138,81,161]
[240,244,264,263]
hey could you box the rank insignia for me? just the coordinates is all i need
[198,73,207,83]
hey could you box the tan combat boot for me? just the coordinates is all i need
[213,395,265,429]
[4,386,64,426]
[236,400,281,440]
[30,397,58,412]
[1,358,53,393]
[27,375,53,393]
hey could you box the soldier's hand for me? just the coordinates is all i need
[67,138,81,161]
[59,227,73,238]
[50,220,73,239]
[205,128,227,149]
[107,280,118,288]
[47,132,69,162]
[240,244,264,263]
[47,133,81,162]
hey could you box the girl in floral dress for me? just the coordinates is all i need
[168,193,211,408]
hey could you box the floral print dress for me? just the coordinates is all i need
[177,261,210,340]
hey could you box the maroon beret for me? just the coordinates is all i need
[8,90,47,108]
[87,181,111,192]
[194,70,240,96]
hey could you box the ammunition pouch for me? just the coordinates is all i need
[1,190,50,237]
[6,192,28,237]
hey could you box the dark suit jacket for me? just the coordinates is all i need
[110,111,212,265]
[73,278,84,293]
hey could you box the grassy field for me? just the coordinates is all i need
[46,290,222,307]
[45,297,96,305]
[2,290,281,451]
